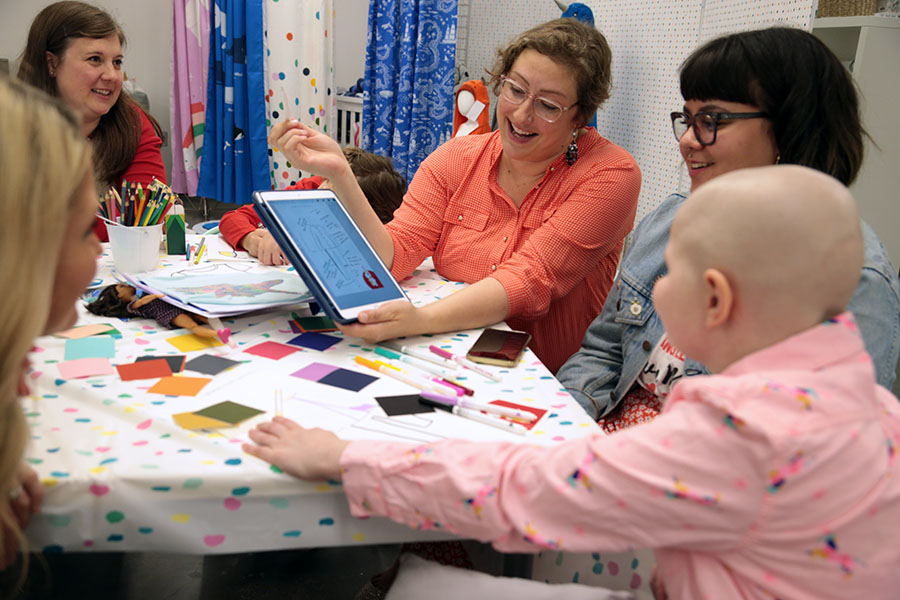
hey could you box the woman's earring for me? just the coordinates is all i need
[566,130,578,166]
[775,154,781,164]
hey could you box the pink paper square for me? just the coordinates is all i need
[244,341,300,360]
[291,362,340,380]
[58,357,115,379]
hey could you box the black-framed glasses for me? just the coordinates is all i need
[499,76,576,123]
[670,111,769,146]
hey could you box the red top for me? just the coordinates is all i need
[386,130,640,373]
[93,108,167,241]
[218,176,324,249]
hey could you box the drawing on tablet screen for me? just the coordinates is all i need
[293,205,378,295]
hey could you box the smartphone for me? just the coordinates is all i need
[251,189,409,324]
[466,328,532,367]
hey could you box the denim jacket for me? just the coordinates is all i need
[558,193,900,420]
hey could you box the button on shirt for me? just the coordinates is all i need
[386,130,641,372]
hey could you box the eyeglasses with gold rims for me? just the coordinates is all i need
[670,110,769,147]
[499,76,576,124]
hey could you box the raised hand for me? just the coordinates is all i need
[269,120,351,181]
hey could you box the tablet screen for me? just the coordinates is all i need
[264,194,403,310]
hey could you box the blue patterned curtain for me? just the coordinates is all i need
[197,0,270,205]
[363,0,458,183]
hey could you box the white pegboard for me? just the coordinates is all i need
[461,0,814,226]
[700,0,814,41]
[592,1,703,222]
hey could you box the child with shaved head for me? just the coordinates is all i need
[653,165,865,374]
[245,166,900,600]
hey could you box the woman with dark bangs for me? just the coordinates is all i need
[557,27,900,426]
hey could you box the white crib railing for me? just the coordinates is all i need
[336,95,363,148]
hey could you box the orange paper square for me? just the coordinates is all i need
[148,376,211,397]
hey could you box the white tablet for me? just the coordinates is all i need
[251,188,409,323]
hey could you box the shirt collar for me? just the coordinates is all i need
[722,312,867,377]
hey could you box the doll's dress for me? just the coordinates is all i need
[128,298,184,329]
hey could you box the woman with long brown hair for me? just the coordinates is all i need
[17,1,167,241]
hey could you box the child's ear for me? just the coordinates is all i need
[703,268,733,328]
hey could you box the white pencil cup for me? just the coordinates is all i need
[107,223,163,273]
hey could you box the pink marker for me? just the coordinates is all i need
[428,345,502,382]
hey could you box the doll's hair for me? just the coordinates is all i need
[85,284,133,319]
[343,147,407,224]
[0,74,91,582]
[17,1,163,187]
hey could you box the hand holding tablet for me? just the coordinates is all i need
[252,189,410,324]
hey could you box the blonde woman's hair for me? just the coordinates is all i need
[0,75,91,573]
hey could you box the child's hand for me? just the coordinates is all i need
[1,464,42,571]
[243,416,350,481]
[241,229,286,265]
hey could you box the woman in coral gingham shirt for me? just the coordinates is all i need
[269,19,640,372]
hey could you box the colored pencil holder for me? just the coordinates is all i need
[107,223,163,273]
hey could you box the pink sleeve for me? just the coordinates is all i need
[340,398,767,554]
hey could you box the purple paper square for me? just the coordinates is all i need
[287,332,342,351]
[291,362,340,381]
[318,369,377,392]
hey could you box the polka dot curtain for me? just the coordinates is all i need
[264,0,335,189]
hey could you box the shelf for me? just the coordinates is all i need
[814,15,900,29]
[814,13,900,269]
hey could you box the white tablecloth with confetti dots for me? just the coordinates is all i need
[24,248,601,555]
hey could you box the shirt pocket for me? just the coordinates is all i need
[613,277,654,326]
[443,205,490,232]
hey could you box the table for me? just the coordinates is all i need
[23,239,600,555]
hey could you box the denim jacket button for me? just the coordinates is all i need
[642,340,652,351]
[630,301,642,316]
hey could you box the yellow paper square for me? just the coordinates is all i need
[172,412,230,430]
[148,376,211,397]
[166,333,224,352]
